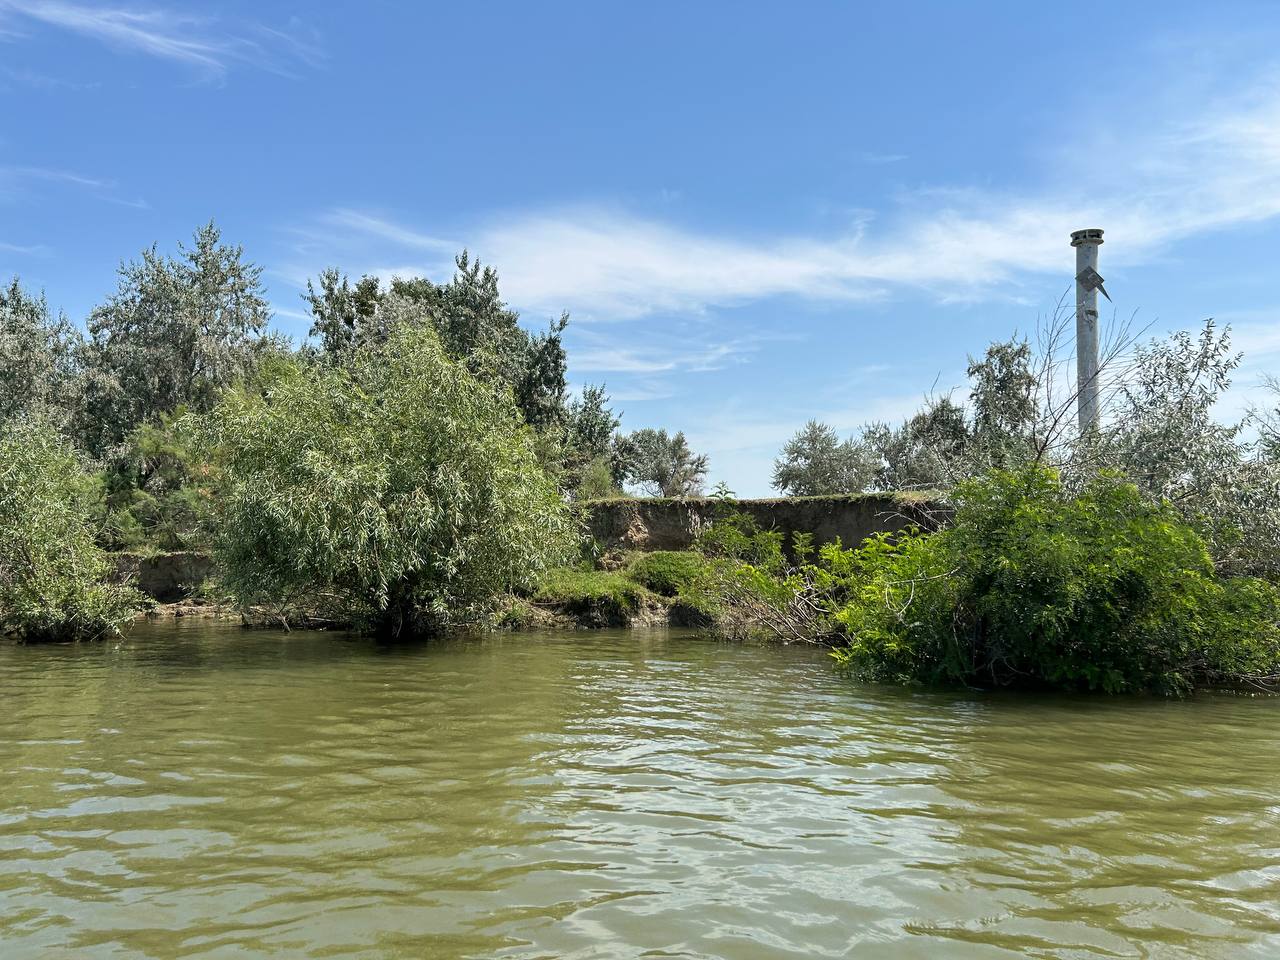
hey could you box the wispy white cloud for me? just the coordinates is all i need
[2,165,109,189]
[0,239,49,254]
[285,76,1280,324]
[0,2,324,79]
[0,164,146,208]
[858,151,908,165]
[323,209,456,254]
[271,211,457,290]
[608,381,678,403]
[269,304,313,323]
[570,328,783,376]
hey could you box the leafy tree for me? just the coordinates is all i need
[772,420,876,496]
[100,411,212,551]
[863,395,969,490]
[828,468,1280,693]
[393,252,568,428]
[1087,321,1280,576]
[560,384,635,497]
[513,314,569,431]
[308,253,571,431]
[565,385,619,462]
[304,268,383,357]
[574,456,625,500]
[0,278,83,431]
[626,428,709,497]
[852,321,1280,575]
[80,222,275,456]
[193,312,574,634]
[705,465,1280,692]
[856,339,1038,492]
[966,337,1038,465]
[0,420,142,642]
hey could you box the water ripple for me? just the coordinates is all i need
[1,623,1278,958]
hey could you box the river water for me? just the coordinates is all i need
[1,622,1278,959]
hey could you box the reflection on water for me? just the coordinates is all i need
[1,621,1278,958]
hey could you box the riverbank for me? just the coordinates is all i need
[134,563,720,633]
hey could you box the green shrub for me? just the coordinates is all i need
[695,510,786,570]
[626,550,707,597]
[829,467,1280,693]
[191,322,575,635]
[0,420,143,642]
[101,414,213,552]
[574,455,625,501]
[533,567,654,625]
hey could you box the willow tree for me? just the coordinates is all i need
[194,306,575,634]
[0,420,142,642]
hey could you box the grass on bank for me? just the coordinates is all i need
[514,551,717,628]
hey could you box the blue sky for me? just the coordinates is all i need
[3,2,1280,494]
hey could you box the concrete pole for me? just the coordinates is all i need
[1071,228,1104,433]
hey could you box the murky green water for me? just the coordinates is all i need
[2,623,1278,959]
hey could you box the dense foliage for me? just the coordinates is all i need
[707,468,1280,693]
[773,420,877,495]
[305,253,569,430]
[0,280,83,430]
[0,421,142,642]
[79,222,277,458]
[625,428,709,496]
[531,567,656,626]
[561,384,635,499]
[2,220,696,558]
[100,412,211,551]
[626,550,707,597]
[193,320,575,634]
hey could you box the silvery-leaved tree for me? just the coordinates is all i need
[0,278,83,432]
[1086,322,1280,576]
[626,428,709,497]
[862,396,971,492]
[79,222,276,457]
[772,420,878,496]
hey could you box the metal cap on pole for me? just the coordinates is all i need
[1071,228,1105,433]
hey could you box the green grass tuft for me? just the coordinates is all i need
[625,550,708,597]
[532,567,657,626]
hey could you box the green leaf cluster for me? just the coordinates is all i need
[626,551,708,597]
[532,567,655,624]
[192,321,575,634]
[828,468,1280,693]
[0,421,143,642]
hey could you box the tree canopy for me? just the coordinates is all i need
[79,222,275,456]
[772,420,876,496]
[626,428,709,497]
[193,316,575,634]
[0,420,141,642]
[0,279,83,431]
[304,252,570,431]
